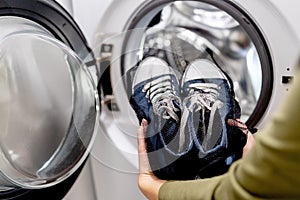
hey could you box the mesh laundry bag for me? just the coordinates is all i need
[126,55,247,180]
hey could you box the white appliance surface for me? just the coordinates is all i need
[63,0,300,199]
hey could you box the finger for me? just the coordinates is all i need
[138,119,148,154]
[227,119,247,130]
[138,119,151,174]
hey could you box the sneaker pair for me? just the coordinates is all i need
[130,56,247,180]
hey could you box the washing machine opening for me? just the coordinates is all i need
[121,0,273,127]
[0,17,99,190]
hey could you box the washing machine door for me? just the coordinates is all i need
[0,0,100,199]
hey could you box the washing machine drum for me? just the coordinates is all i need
[0,0,99,199]
[121,0,273,127]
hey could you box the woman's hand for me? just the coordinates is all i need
[138,119,166,200]
[227,119,256,156]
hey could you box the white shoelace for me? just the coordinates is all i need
[143,75,180,122]
[179,82,223,152]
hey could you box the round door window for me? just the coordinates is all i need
[121,0,272,127]
[0,17,99,190]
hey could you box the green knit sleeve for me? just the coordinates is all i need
[159,175,225,200]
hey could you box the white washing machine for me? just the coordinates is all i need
[68,0,300,199]
[0,0,300,200]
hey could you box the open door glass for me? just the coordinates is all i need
[0,17,99,190]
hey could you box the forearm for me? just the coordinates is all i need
[139,173,166,200]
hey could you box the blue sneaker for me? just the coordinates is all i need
[130,57,193,179]
[181,59,247,178]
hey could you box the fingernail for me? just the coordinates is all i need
[142,119,147,127]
